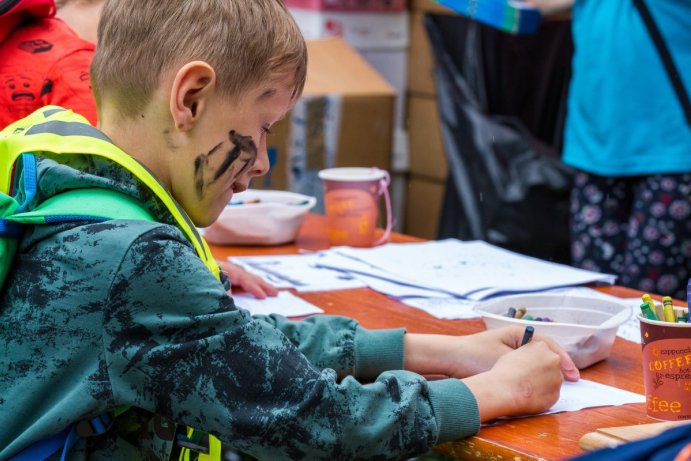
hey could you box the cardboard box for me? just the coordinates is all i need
[284,0,407,12]
[255,38,395,205]
[408,95,447,181]
[288,8,409,49]
[408,12,437,96]
[405,175,445,239]
[359,47,408,129]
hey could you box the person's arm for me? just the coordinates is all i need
[106,225,579,458]
[525,0,574,16]
[105,225,476,459]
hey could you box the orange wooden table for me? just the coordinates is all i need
[209,213,653,461]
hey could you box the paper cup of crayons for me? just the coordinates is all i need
[638,295,691,421]
[475,294,631,369]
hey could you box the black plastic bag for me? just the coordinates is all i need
[426,14,574,262]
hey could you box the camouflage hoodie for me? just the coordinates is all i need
[0,130,480,460]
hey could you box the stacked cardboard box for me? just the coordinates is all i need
[405,0,453,239]
[285,1,410,230]
[285,0,408,154]
[255,38,395,214]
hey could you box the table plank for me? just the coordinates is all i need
[210,213,656,461]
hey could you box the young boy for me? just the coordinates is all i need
[0,0,579,459]
[0,0,275,299]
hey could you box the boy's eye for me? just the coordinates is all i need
[262,126,272,135]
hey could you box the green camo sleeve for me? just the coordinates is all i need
[256,313,405,380]
[104,226,479,459]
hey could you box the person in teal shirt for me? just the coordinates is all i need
[0,1,579,459]
[531,0,691,300]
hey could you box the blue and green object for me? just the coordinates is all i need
[433,0,542,35]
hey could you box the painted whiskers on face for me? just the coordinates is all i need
[193,130,258,197]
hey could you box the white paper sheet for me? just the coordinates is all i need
[232,291,324,317]
[399,296,480,319]
[230,253,367,292]
[336,240,616,300]
[231,240,615,300]
[544,379,645,415]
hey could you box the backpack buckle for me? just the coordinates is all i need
[75,412,114,437]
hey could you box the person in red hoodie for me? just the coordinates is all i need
[0,0,97,128]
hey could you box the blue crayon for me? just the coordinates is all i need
[506,307,517,318]
[520,326,535,346]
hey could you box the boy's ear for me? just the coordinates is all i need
[170,61,216,131]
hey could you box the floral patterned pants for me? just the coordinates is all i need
[570,171,691,300]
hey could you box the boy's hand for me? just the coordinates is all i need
[218,260,279,299]
[404,326,579,382]
[462,340,567,421]
[448,326,579,381]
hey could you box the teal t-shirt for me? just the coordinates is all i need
[563,0,691,176]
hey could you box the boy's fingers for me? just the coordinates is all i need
[533,334,580,381]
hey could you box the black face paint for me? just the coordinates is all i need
[194,141,223,197]
[193,130,258,198]
[213,130,257,180]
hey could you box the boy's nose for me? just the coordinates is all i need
[250,145,270,178]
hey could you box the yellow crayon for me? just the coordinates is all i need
[641,294,665,321]
[662,296,676,323]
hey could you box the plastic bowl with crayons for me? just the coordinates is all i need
[201,189,316,245]
[474,294,631,369]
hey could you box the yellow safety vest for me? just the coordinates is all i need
[1,107,224,460]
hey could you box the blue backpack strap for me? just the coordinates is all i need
[8,427,70,461]
[9,413,113,461]
[0,154,38,287]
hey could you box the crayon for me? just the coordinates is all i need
[662,296,676,323]
[674,307,688,323]
[640,301,658,321]
[515,306,527,319]
[520,326,535,346]
[642,294,664,320]
[229,198,261,206]
[506,307,517,318]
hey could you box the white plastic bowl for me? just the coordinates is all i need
[202,189,316,245]
[474,294,631,369]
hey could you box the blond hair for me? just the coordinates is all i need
[91,0,307,116]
